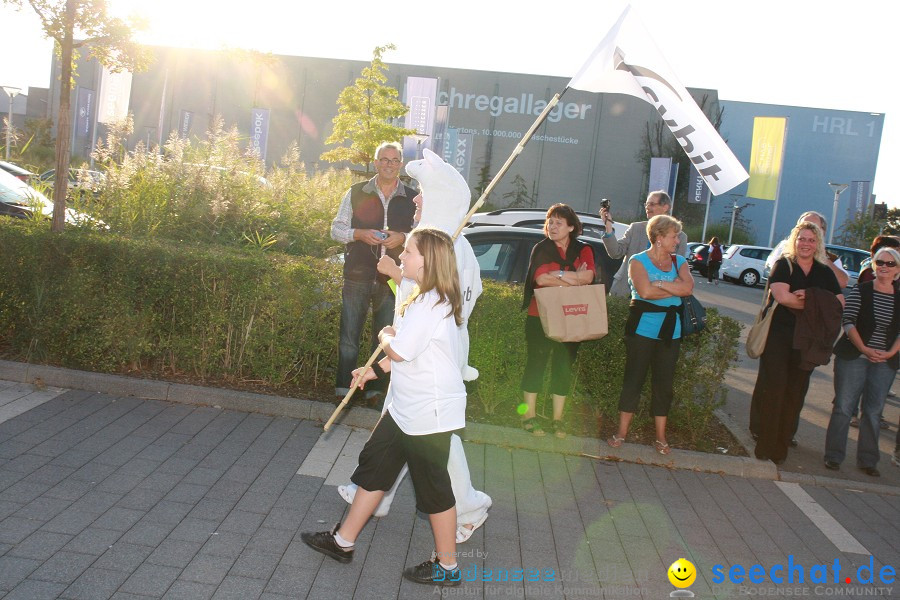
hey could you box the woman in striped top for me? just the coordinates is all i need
[824,247,900,477]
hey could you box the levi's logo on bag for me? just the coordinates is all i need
[563,304,588,316]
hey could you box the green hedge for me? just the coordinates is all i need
[0,222,740,442]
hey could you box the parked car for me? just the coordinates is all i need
[0,160,34,183]
[0,168,98,225]
[461,225,621,289]
[762,244,869,288]
[720,244,773,286]
[466,208,628,240]
[37,168,106,193]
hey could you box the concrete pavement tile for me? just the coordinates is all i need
[157,456,201,477]
[115,486,167,511]
[259,508,303,533]
[8,529,73,560]
[188,498,235,522]
[168,517,219,543]
[245,527,293,556]
[0,555,41,590]
[135,472,181,494]
[12,495,72,521]
[143,500,193,526]
[49,450,96,470]
[205,480,250,503]
[119,519,176,547]
[211,574,266,600]
[180,553,235,586]
[91,507,145,532]
[162,481,209,504]
[0,480,51,504]
[70,462,119,484]
[234,491,279,515]
[118,562,181,597]
[43,478,96,502]
[23,463,77,487]
[3,453,51,473]
[92,542,154,573]
[181,466,224,487]
[0,515,44,544]
[263,563,317,597]
[219,510,265,535]
[146,538,204,568]
[63,527,123,555]
[200,531,251,559]
[162,580,217,600]
[69,490,124,518]
[60,566,130,600]
[39,510,97,536]
[29,550,96,584]
[4,578,68,599]
[228,549,279,580]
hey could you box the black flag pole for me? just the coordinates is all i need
[452,88,570,240]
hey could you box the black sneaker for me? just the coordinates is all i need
[301,525,353,563]
[402,557,461,586]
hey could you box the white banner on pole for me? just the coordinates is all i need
[567,5,749,196]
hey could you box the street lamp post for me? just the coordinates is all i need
[828,182,849,245]
[727,195,740,245]
[409,133,429,160]
[2,85,22,161]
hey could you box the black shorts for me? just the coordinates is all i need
[350,411,456,514]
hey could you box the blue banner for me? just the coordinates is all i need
[179,110,193,139]
[848,181,871,217]
[75,87,94,140]
[403,77,438,160]
[250,108,270,160]
[648,157,671,195]
[687,164,710,204]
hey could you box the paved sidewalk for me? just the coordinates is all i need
[1,381,898,599]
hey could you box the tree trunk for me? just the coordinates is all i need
[51,0,77,233]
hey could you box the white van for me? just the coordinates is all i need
[720,244,773,286]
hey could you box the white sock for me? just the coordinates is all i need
[440,561,458,571]
[333,531,354,549]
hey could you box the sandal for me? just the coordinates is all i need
[654,440,671,455]
[522,417,545,437]
[552,420,566,439]
[607,434,625,448]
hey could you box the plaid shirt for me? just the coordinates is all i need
[330,176,402,245]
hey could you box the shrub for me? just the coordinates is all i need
[0,223,740,442]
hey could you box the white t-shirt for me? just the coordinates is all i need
[386,289,466,435]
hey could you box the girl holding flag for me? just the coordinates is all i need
[301,226,466,587]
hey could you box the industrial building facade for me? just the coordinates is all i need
[49,46,884,242]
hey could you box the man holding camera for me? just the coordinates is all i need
[330,141,417,399]
[599,190,688,297]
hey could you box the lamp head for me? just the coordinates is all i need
[2,86,21,99]
[828,182,849,194]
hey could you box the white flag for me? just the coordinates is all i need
[568,6,749,196]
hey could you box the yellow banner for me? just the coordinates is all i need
[747,117,787,201]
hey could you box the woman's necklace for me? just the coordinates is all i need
[649,249,670,270]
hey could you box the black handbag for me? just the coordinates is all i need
[680,295,706,336]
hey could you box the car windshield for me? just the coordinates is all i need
[0,169,55,212]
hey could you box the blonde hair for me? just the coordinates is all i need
[646,214,682,243]
[399,227,463,326]
[783,221,827,263]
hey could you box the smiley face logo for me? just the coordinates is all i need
[668,558,696,588]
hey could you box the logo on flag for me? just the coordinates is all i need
[567,6,749,196]
[747,117,787,201]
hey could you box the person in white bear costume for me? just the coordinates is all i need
[338,148,491,543]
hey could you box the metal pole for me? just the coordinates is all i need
[701,196,712,243]
[728,198,738,245]
[4,101,11,161]
[827,183,848,245]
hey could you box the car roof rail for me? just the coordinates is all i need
[483,207,601,218]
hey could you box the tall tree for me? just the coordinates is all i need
[3,0,149,231]
[320,44,415,174]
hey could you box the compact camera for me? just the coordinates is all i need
[374,230,389,241]
[599,198,610,211]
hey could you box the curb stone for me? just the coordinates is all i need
[4,358,899,494]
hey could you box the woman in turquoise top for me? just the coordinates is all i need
[607,215,694,455]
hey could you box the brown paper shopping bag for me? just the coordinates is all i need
[534,284,608,342]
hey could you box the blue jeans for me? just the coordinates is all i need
[824,355,896,468]
[336,278,395,396]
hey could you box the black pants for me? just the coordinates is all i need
[520,316,580,396]
[752,326,812,461]
[617,334,681,416]
[707,260,721,282]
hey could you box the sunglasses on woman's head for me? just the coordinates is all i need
[875,260,897,267]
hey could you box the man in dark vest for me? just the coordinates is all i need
[330,141,417,399]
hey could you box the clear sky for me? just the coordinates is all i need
[2,0,895,206]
